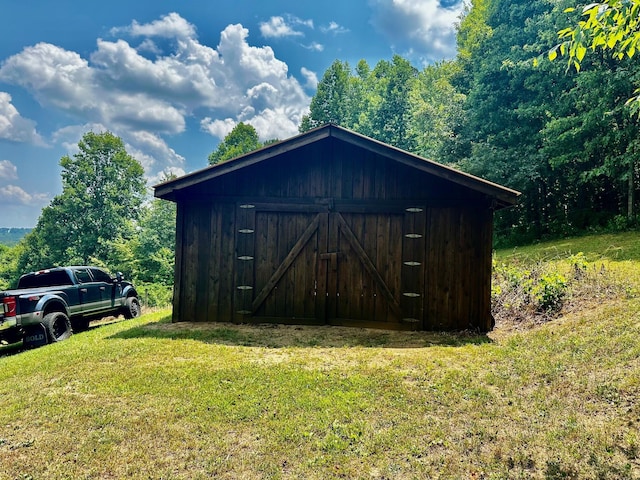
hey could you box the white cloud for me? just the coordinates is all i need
[0,44,95,112]
[369,0,463,61]
[136,39,162,55]
[112,12,196,39]
[260,15,314,39]
[200,117,236,140]
[125,130,185,175]
[0,14,310,180]
[0,184,49,206]
[321,21,349,35]
[52,122,185,182]
[52,123,108,153]
[201,105,306,144]
[0,160,18,180]
[0,158,50,207]
[244,107,305,142]
[302,42,324,52]
[300,68,318,90]
[260,16,304,38]
[0,92,45,145]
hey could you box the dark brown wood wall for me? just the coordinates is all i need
[185,139,482,203]
[172,138,495,330]
[424,207,493,330]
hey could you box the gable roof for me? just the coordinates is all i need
[154,123,520,208]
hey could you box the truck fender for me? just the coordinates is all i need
[35,293,71,317]
[121,285,138,300]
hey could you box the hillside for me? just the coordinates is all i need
[0,228,31,246]
[0,232,639,479]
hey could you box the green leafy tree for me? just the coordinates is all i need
[541,57,640,222]
[134,196,176,285]
[299,60,353,132]
[409,61,466,160]
[301,56,418,151]
[554,0,640,71]
[452,0,640,239]
[366,55,418,151]
[550,0,640,220]
[16,131,146,272]
[0,243,21,289]
[208,122,262,165]
[452,0,581,241]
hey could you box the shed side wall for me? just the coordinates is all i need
[425,207,494,330]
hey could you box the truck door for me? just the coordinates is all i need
[74,268,103,312]
[89,268,115,310]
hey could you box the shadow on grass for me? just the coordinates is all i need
[109,316,492,349]
[0,341,24,358]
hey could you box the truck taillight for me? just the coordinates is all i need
[2,297,17,317]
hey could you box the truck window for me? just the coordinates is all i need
[74,269,92,284]
[90,268,112,283]
[18,271,73,288]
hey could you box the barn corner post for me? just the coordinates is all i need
[154,124,520,332]
[478,201,496,333]
[171,201,185,323]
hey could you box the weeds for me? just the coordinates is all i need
[492,251,635,327]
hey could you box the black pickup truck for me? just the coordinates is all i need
[0,266,140,348]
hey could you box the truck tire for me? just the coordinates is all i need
[123,297,141,319]
[71,317,90,332]
[43,311,73,343]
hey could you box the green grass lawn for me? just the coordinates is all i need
[1,232,639,479]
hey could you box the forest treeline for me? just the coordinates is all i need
[300,0,640,245]
[2,0,639,292]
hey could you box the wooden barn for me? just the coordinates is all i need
[154,124,520,331]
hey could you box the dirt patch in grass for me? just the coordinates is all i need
[136,319,489,349]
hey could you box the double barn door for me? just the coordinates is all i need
[233,202,427,330]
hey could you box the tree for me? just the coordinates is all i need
[551,0,640,220]
[134,195,176,285]
[299,60,352,132]
[554,0,640,72]
[367,55,418,151]
[452,0,584,241]
[208,122,262,165]
[409,61,465,160]
[301,56,419,151]
[16,131,146,272]
[0,243,21,289]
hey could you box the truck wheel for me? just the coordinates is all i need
[123,297,141,319]
[43,311,73,343]
[71,317,90,332]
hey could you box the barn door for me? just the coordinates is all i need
[324,210,426,329]
[239,203,426,329]
[247,208,326,323]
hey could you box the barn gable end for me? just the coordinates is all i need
[155,124,519,331]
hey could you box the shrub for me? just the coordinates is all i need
[531,272,567,312]
[136,282,173,308]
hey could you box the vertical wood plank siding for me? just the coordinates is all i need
[171,137,496,331]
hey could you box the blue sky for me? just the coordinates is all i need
[0,0,463,227]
